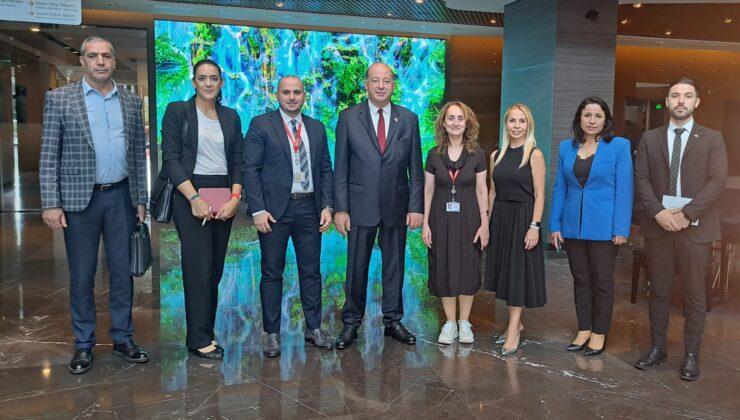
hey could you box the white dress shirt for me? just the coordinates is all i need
[279,109,314,194]
[367,101,391,139]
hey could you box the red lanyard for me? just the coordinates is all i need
[283,121,304,152]
[448,169,460,185]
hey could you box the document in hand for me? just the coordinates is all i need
[662,195,699,226]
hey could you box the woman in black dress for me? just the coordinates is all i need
[485,103,546,355]
[422,101,489,345]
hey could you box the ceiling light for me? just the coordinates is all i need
[415,0,424,4]
[276,1,284,7]
[30,27,40,32]
[724,18,733,23]
[632,3,642,8]
[490,19,496,24]
[664,29,672,36]
[620,18,630,24]
[386,12,393,17]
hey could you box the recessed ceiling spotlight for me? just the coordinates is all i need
[490,19,496,24]
[276,1,284,7]
[386,12,393,17]
[633,3,642,8]
[724,18,733,23]
[415,0,424,4]
[620,18,630,24]
[664,29,672,36]
[30,27,40,32]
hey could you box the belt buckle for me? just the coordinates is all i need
[99,183,112,192]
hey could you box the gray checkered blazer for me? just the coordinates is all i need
[39,81,148,212]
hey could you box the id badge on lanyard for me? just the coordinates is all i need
[446,169,460,213]
[284,121,305,184]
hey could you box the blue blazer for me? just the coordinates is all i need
[549,136,633,240]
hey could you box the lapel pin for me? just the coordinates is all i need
[693,134,699,138]
[393,117,398,122]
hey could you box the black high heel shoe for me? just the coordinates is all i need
[583,336,607,356]
[565,338,589,352]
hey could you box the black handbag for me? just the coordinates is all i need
[130,222,152,277]
[151,174,175,223]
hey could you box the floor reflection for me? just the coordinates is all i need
[159,222,439,388]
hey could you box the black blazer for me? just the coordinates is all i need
[242,110,333,219]
[160,97,243,188]
[333,101,424,227]
[635,123,727,243]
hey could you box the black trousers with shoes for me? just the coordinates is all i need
[566,239,619,335]
[172,174,233,350]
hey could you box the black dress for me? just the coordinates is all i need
[425,146,487,297]
[484,146,546,308]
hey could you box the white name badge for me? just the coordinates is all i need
[293,172,306,183]
[446,201,460,213]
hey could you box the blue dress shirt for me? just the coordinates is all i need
[82,77,127,183]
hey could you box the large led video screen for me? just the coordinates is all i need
[154,19,445,385]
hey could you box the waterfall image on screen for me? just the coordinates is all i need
[154,20,445,386]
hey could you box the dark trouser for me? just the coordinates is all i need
[566,239,618,335]
[341,223,407,327]
[258,197,322,334]
[645,231,711,354]
[172,175,233,350]
[63,180,136,349]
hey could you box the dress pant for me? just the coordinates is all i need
[341,222,407,327]
[645,230,711,354]
[565,239,618,334]
[172,175,233,350]
[63,179,136,349]
[258,197,322,334]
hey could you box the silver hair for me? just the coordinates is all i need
[80,36,115,57]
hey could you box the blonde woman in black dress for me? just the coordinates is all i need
[422,101,489,345]
[485,103,546,355]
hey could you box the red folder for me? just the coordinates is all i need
[198,188,231,215]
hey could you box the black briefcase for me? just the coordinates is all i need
[130,222,153,277]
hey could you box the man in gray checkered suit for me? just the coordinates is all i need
[39,36,150,374]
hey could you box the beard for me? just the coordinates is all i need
[669,106,694,121]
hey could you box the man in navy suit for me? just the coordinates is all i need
[39,36,149,374]
[243,76,334,358]
[333,62,424,349]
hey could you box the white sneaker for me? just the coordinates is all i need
[438,320,458,344]
[458,320,475,343]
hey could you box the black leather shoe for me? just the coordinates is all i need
[584,337,607,357]
[679,353,700,381]
[565,339,589,352]
[263,333,281,358]
[69,348,94,374]
[634,346,667,370]
[113,340,149,363]
[305,328,334,350]
[189,347,224,360]
[384,321,416,345]
[335,325,359,350]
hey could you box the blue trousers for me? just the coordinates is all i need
[63,182,136,349]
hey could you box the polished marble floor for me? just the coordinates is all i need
[1,212,739,419]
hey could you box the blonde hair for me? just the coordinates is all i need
[494,103,537,168]
[433,101,480,154]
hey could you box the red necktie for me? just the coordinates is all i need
[377,109,386,154]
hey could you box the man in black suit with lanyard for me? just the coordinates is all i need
[243,76,334,358]
[333,62,424,349]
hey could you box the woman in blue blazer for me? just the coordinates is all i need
[549,97,632,356]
